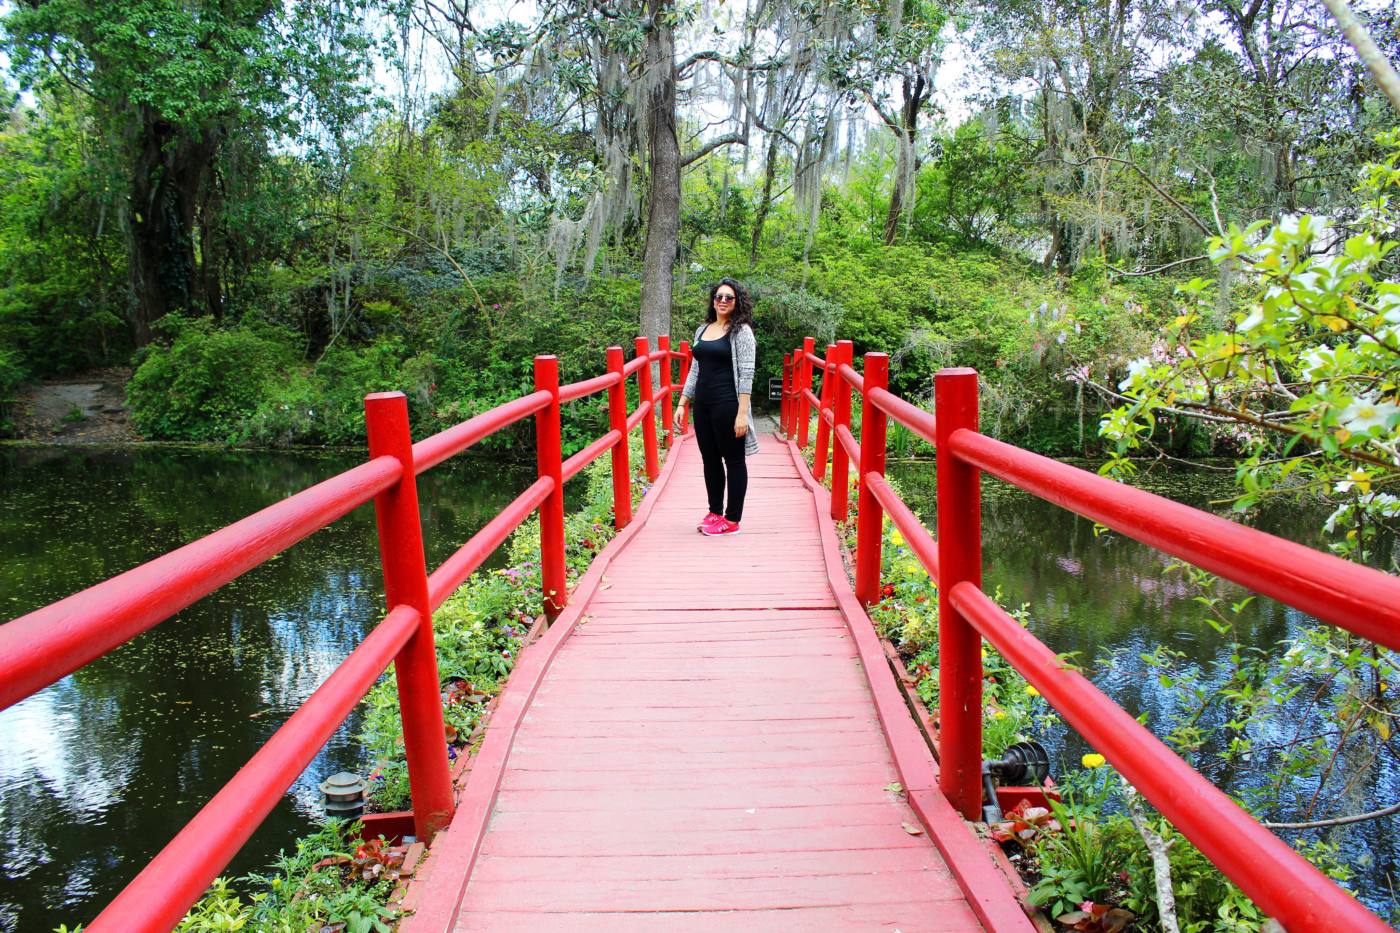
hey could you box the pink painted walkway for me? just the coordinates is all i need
[401,428,1033,932]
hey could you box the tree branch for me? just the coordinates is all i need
[1108,255,1209,277]
[1122,780,1181,933]
[1265,790,1400,829]
[859,88,901,134]
[680,132,747,168]
[677,50,784,76]
[1320,0,1400,115]
[751,111,800,149]
[1060,155,1214,236]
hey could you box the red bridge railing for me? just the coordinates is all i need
[0,339,691,933]
[781,338,1400,933]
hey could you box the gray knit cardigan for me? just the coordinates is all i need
[680,322,760,456]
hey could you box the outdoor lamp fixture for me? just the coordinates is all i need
[319,771,368,816]
[981,740,1051,824]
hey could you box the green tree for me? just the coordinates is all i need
[1,0,378,344]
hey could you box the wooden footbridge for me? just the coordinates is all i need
[3,335,1398,932]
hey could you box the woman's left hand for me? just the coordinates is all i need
[734,413,749,437]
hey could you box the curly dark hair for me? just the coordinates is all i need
[705,278,754,333]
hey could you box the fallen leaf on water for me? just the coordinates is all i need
[901,822,924,836]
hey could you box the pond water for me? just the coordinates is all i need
[0,447,1393,929]
[0,446,540,933]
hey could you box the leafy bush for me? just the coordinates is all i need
[127,318,297,441]
[0,344,25,434]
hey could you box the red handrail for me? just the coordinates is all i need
[413,391,552,473]
[950,429,1400,650]
[427,477,555,609]
[786,339,1399,933]
[1,336,685,932]
[562,429,622,482]
[559,371,622,403]
[92,604,423,932]
[0,456,403,710]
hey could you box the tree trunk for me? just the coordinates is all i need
[127,111,217,345]
[882,75,925,247]
[638,0,680,346]
[749,133,779,270]
[883,164,905,246]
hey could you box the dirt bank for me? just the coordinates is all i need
[10,369,140,443]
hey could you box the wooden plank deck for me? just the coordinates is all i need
[401,427,1033,933]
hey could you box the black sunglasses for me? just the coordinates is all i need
[714,293,736,303]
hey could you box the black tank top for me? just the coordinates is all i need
[692,328,737,405]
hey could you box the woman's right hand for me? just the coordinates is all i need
[673,402,688,434]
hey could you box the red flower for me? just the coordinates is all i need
[881,583,896,598]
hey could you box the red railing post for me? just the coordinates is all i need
[364,392,454,839]
[791,351,801,440]
[606,346,632,530]
[635,337,660,480]
[812,343,836,481]
[935,367,984,820]
[534,356,567,620]
[798,336,815,448]
[830,340,854,521]
[678,340,692,435]
[854,353,889,606]
[780,353,790,437]
[658,335,675,448]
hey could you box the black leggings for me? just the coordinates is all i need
[692,398,748,522]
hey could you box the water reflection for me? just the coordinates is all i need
[890,460,1397,914]
[0,446,535,933]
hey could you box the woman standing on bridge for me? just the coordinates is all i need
[674,278,759,537]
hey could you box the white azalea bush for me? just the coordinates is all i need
[1101,130,1400,567]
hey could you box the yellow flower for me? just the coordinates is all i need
[1025,685,1040,697]
[980,647,988,661]
[1081,753,1107,769]
[902,562,920,576]
[992,710,1006,720]
[890,530,905,547]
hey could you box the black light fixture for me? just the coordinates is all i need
[981,741,1051,824]
[319,771,368,816]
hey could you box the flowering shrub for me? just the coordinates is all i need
[1099,130,1400,567]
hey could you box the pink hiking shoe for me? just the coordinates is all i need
[698,512,723,533]
[702,518,741,537]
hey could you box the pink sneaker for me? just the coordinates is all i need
[702,518,741,537]
[698,512,723,533]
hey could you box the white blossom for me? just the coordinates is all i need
[1119,358,1151,392]
[1339,394,1400,434]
